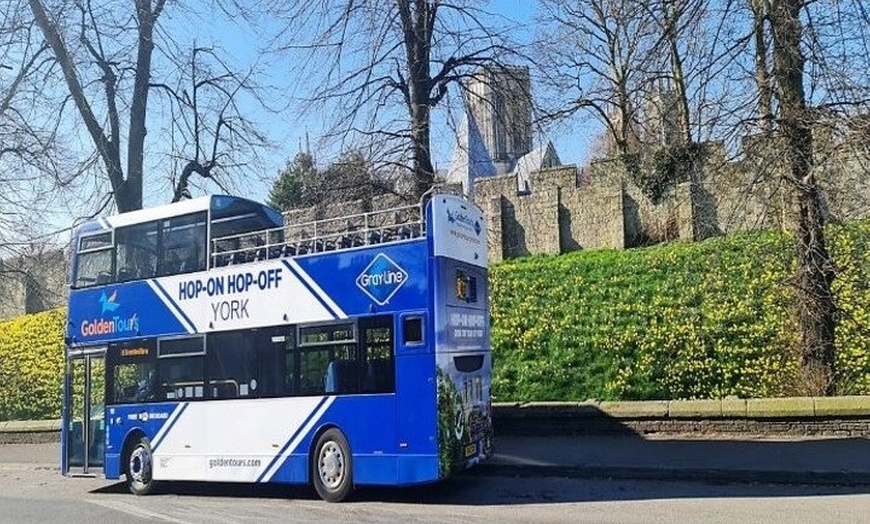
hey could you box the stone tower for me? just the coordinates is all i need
[466,66,533,174]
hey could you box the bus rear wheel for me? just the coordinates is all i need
[126,436,157,496]
[312,428,353,502]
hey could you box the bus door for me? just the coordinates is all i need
[62,347,106,476]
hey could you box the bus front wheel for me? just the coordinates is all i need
[126,436,157,496]
[312,428,353,502]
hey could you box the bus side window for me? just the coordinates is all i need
[253,330,289,398]
[116,221,158,280]
[75,232,113,288]
[299,348,330,395]
[207,331,258,399]
[107,341,158,404]
[159,213,207,276]
[158,357,205,400]
[325,359,361,394]
[157,336,205,400]
[402,316,424,346]
[112,362,157,403]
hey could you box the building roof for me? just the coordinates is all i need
[513,141,561,192]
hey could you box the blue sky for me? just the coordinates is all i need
[12,1,594,245]
[161,1,592,204]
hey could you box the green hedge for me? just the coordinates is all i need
[490,222,870,401]
[0,309,66,421]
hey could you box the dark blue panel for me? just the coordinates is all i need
[321,396,398,453]
[104,403,182,458]
[354,455,399,485]
[395,353,438,455]
[104,453,122,479]
[268,395,400,485]
[433,258,489,351]
[67,282,189,344]
[396,455,440,485]
[269,454,307,483]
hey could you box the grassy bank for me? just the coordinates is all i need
[490,222,870,401]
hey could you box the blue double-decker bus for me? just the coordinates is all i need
[62,192,492,501]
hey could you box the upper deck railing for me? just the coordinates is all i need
[210,201,425,268]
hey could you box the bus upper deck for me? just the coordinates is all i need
[67,192,487,347]
[71,195,426,292]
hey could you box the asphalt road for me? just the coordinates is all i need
[3,461,870,523]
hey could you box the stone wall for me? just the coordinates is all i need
[475,135,870,260]
[493,397,870,438]
[0,250,67,320]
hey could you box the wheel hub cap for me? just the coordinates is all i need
[319,442,343,488]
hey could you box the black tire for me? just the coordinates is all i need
[311,428,353,502]
[125,436,158,496]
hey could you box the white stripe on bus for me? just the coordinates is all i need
[150,402,187,450]
[261,396,336,482]
[284,259,347,319]
[146,280,196,334]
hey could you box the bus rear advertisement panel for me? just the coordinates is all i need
[432,265,493,476]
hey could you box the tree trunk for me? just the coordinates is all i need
[769,0,837,395]
[30,0,164,213]
[410,99,434,199]
[663,1,692,146]
[750,0,773,132]
[123,0,161,212]
[399,0,436,201]
[29,0,128,207]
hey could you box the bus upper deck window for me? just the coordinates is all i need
[79,232,112,251]
[74,232,114,288]
[403,316,423,345]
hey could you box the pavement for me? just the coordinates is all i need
[2,436,870,485]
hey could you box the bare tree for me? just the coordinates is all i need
[749,0,773,132]
[0,1,74,265]
[769,0,846,395]
[149,45,270,203]
[21,0,271,213]
[739,0,870,394]
[536,0,658,159]
[537,0,760,157]
[641,0,699,146]
[27,0,165,212]
[264,0,521,200]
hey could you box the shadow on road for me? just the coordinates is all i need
[88,463,870,507]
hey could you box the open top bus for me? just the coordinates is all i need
[62,192,492,501]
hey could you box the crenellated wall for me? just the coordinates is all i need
[474,135,870,262]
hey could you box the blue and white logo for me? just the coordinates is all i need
[356,253,409,305]
[100,289,120,313]
[447,208,482,236]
